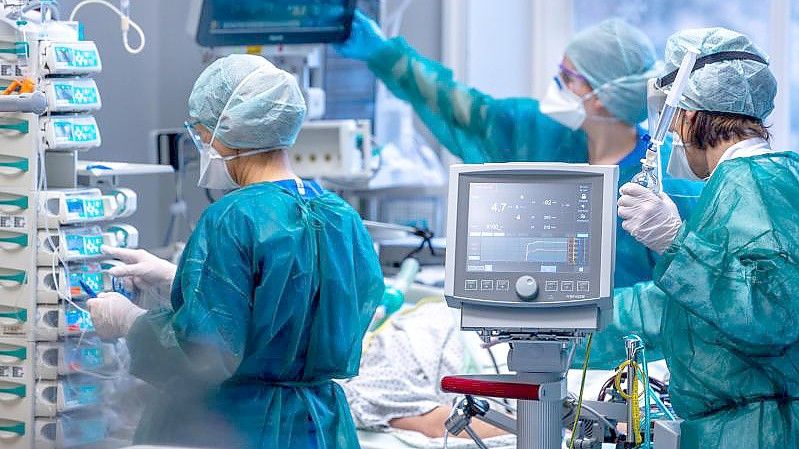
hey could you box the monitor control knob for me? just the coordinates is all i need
[515,275,538,301]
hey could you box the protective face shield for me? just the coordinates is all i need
[539,76,594,130]
[666,133,705,181]
[662,30,775,121]
[646,78,667,133]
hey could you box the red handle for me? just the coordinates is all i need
[441,376,541,400]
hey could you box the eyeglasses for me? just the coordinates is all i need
[184,121,205,153]
[558,64,589,86]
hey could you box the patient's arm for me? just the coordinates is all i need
[390,405,509,439]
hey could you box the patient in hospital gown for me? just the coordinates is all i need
[339,301,509,440]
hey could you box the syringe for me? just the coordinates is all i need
[633,46,699,193]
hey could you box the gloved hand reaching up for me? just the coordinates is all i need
[334,10,387,61]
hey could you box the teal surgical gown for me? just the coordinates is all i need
[367,37,702,289]
[366,38,703,367]
[125,180,384,449]
[653,152,799,449]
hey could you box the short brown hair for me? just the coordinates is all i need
[684,111,770,150]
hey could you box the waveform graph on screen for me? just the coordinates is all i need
[479,237,561,263]
[524,238,569,263]
[477,235,590,268]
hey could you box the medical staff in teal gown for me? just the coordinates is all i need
[656,152,799,449]
[336,12,703,367]
[127,180,384,449]
[617,27,797,449]
[87,54,384,449]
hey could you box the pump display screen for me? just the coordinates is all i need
[65,304,94,333]
[53,121,99,143]
[63,382,101,408]
[54,46,100,68]
[66,198,104,219]
[196,0,356,46]
[65,233,104,257]
[65,345,103,371]
[69,267,104,297]
[55,84,99,106]
[466,182,592,274]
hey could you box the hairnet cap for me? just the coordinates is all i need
[188,54,307,150]
[565,18,658,125]
[664,28,776,121]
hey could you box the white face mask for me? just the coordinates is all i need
[539,77,593,131]
[190,65,276,190]
[194,142,276,190]
[186,123,242,190]
[666,134,705,181]
[197,145,239,190]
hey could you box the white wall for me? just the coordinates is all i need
[464,0,533,98]
[442,0,573,101]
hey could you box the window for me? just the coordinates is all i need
[573,0,795,149]
[574,1,772,56]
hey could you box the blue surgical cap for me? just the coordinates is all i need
[188,54,307,150]
[663,28,776,121]
[565,18,658,126]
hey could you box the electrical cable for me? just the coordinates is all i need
[568,334,593,449]
[637,338,652,449]
[442,396,460,449]
[614,360,644,445]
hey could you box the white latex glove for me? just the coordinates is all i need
[102,246,177,292]
[617,183,682,254]
[87,292,146,339]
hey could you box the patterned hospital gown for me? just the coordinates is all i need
[339,302,481,430]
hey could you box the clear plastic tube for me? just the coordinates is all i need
[69,0,145,54]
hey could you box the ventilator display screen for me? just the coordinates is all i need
[196,0,356,46]
[465,182,594,274]
[448,166,615,327]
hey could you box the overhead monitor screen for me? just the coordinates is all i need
[196,0,356,46]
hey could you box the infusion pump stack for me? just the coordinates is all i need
[442,163,618,449]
